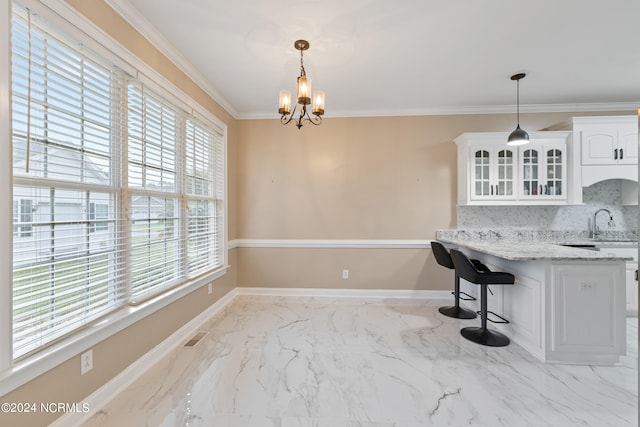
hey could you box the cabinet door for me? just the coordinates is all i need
[550,263,625,364]
[581,127,617,165]
[543,145,566,199]
[471,148,492,199]
[495,148,515,198]
[617,124,638,165]
[519,144,567,200]
[520,148,540,197]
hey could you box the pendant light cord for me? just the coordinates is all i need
[516,79,520,126]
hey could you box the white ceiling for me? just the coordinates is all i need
[108,0,640,119]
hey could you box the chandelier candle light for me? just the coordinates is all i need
[279,40,325,129]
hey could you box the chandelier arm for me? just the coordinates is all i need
[280,101,299,125]
[307,114,322,126]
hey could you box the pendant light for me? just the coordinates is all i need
[507,73,529,146]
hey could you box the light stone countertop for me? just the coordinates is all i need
[436,236,635,262]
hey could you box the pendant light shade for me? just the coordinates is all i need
[507,73,529,146]
[508,125,529,146]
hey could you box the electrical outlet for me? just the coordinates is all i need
[342,269,349,279]
[207,283,212,294]
[80,349,93,375]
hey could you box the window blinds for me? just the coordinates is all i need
[10,1,226,359]
[127,83,184,303]
[11,5,127,358]
[186,119,224,275]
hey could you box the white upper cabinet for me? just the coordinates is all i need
[455,132,572,206]
[519,141,567,201]
[469,145,516,201]
[580,120,638,165]
[548,115,638,191]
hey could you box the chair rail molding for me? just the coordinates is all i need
[228,239,433,249]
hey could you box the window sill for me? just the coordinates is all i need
[0,265,229,397]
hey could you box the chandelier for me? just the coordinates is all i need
[278,40,325,129]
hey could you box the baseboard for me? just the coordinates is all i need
[236,286,450,300]
[51,286,449,426]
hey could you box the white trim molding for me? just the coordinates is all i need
[236,287,450,300]
[230,239,432,249]
[104,0,238,118]
[238,102,640,120]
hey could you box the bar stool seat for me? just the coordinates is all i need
[449,249,515,347]
[431,241,488,320]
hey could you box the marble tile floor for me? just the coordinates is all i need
[83,296,638,427]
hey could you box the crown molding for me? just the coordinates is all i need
[238,101,640,120]
[105,0,239,119]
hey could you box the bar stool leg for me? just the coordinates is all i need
[438,275,477,319]
[460,284,510,347]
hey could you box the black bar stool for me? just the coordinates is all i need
[431,241,483,319]
[449,249,515,347]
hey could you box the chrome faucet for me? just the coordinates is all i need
[591,208,615,239]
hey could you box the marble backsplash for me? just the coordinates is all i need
[457,180,638,240]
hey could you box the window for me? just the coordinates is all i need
[14,199,33,237]
[89,202,109,233]
[8,1,226,360]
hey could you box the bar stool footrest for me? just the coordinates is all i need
[456,291,476,301]
[475,310,509,324]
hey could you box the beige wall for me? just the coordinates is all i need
[1,1,239,426]
[238,247,453,291]
[235,112,633,291]
[236,113,622,240]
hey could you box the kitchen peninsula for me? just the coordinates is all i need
[436,231,633,365]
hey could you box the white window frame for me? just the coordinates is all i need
[0,0,228,395]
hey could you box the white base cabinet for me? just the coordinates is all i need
[458,251,626,365]
[550,263,626,365]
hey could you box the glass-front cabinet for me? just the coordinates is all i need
[455,132,571,205]
[519,142,566,201]
[471,146,515,200]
